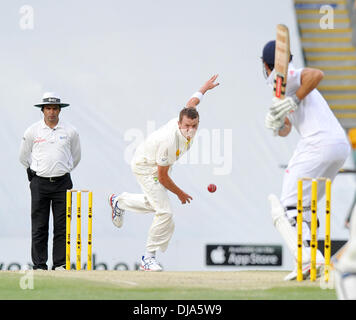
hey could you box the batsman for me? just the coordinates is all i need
[261,34,350,280]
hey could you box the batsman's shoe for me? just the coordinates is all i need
[284,263,311,281]
[108,194,125,228]
[140,256,163,272]
[284,250,325,281]
[304,250,325,280]
[302,262,324,280]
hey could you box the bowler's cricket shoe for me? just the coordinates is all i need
[108,194,125,228]
[140,256,163,272]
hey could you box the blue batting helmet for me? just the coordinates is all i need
[261,40,293,67]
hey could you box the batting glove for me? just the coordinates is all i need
[270,94,300,119]
[265,111,285,135]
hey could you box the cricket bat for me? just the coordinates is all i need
[273,24,290,99]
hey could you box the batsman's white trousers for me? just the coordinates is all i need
[115,173,175,253]
[281,141,350,226]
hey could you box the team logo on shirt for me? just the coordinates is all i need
[59,136,67,139]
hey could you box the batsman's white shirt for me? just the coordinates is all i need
[270,64,347,144]
[116,117,194,253]
[267,64,350,226]
[19,119,81,177]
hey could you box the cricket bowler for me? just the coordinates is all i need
[108,75,219,271]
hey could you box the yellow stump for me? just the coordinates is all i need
[65,189,92,271]
[87,191,93,271]
[324,179,331,282]
[297,179,304,282]
[76,191,82,270]
[66,191,72,270]
[310,180,318,281]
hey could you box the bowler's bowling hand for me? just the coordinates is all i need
[178,191,193,204]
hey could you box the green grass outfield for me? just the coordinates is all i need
[0,270,336,300]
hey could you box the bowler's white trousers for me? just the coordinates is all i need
[115,172,175,253]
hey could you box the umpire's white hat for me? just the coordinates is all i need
[34,92,70,108]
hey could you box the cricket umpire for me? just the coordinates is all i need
[19,92,81,270]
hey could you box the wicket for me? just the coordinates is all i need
[297,178,331,282]
[66,189,93,271]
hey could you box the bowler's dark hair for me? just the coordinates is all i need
[179,107,199,122]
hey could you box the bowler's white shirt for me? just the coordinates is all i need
[19,119,81,177]
[131,117,193,176]
[267,63,348,146]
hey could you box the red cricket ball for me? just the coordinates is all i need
[207,184,217,193]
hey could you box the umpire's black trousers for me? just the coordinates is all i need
[30,173,73,270]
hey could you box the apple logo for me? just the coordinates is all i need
[210,246,226,264]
